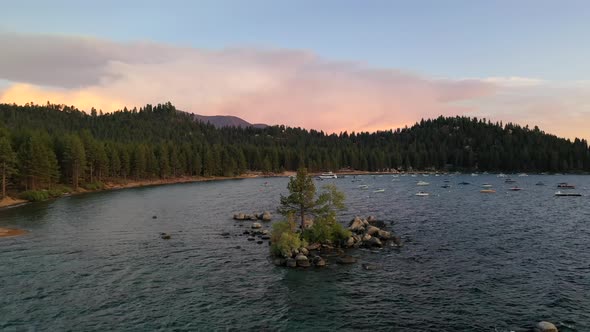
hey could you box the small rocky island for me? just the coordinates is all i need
[232,168,403,269]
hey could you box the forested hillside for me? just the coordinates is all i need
[0,102,589,197]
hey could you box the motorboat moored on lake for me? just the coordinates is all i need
[555,191,582,197]
[415,191,430,196]
[557,183,575,189]
[535,182,545,186]
[482,184,493,188]
[318,172,337,179]
[508,186,523,191]
[480,189,496,193]
[417,181,430,186]
[373,189,385,193]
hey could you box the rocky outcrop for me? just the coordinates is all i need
[233,211,273,221]
[347,216,402,249]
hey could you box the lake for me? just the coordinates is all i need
[1,174,589,331]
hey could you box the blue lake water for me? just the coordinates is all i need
[1,174,589,331]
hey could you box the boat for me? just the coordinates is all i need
[497,173,507,178]
[481,184,493,188]
[373,189,385,193]
[441,184,451,189]
[471,173,479,176]
[318,172,337,179]
[508,186,523,191]
[505,178,516,184]
[458,181,470,185]
[557,183,575,189]
[480,189,496,193]
[535,182,545,186]
[518,173,528,177]
[555,191,582,197]
[416,181,430,186]
[415,191,430,196]
[358,184,369,190]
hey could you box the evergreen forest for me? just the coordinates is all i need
[1,102,588,198]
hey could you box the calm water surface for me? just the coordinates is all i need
[1,175,589,331]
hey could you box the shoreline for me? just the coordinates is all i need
[0,172,286,210]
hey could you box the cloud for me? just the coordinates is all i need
[0,32,588,141]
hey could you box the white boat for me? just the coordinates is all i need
[373,189,385,193]
[497,173,507,178]
[417,181,430,186]
[518,173,528,177]
[555,191,582,197]
[318,172,337,179]
[471,173,479,177]
[358,184,369,190]
[482,184,493,188]
[415,192,430,196]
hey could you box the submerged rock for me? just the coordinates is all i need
[336,255,357,264]
[362,263,381,271]
[251,222,262,229]
[160,233,171,240]
[534,321,558,332]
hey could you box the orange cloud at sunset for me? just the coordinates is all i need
[0,32,588,140]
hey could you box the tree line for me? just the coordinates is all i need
[1,102,589,197]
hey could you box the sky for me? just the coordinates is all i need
[0,0,589,140]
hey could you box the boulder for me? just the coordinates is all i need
[257,240,263,244]
[297,259,311,268]
[306,243,321,251]
[260,235,271,240]
[368,219,387,229]
[364,237,383,248]
[313,257,326,267]
[234,213,246,220]
[262,211,272,221]
[299,247,309,256]
[377,230,391,240]
[336,255,357,264]
[367,215,376,223]
[249,215,258,221]
[261,229,269,235]
[348,216,365,232]
[286,258,297,268]
[362,234,372,242]
[345,237,355,248]
[152,215,158,219]
[534,321,558,332]
[295,253,308,262]
[247,237,255,241]
[251,222,262,229]
[366,225,380,236]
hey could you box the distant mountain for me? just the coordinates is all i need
[191,114,267,128]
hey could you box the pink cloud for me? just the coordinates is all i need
[0,32,587,141]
